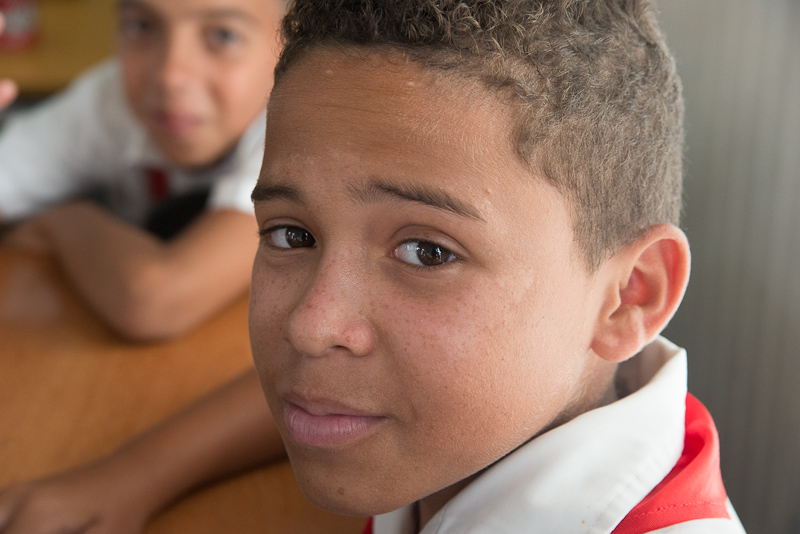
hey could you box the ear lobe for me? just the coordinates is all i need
[591,224,691,363]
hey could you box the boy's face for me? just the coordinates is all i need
[117,0,281,168]
[250,50,610,516]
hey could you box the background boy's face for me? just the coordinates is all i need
[117,0,281,168]
[250,50,610,516]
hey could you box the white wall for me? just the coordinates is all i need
[657,1,800,532]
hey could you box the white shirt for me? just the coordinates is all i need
[374,337,747,534]
[0,60,264,225]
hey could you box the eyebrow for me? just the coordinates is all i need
[251,178,486,222]
[353,180,485,222]
[251,183,305,204]
[117,0,259,25]
[118,0,150,13]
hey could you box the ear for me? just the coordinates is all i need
[591,224,691,363]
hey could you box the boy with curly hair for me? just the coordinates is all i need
[0,1,747,532]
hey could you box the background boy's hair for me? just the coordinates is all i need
[274,0,684,270]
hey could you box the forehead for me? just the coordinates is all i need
[118,0,278,23]
[259,48,583,271]
[264,49,525,195]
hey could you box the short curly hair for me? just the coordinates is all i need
[273,0,684,270]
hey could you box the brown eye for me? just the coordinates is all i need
[395,240,458,267]
[265,226,316,249]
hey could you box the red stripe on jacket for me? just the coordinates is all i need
[362,394,729,534]
[611,393,730,533]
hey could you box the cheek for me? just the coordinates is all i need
[388,274,588,462]
[120,54,149,114]
[248,260,293,372]
[212,57,273,126]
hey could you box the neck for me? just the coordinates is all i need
[416,471,481,532]
[415,360,620,532]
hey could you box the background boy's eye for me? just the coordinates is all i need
[205,26,241,50]
[118,13,157,39]
[395,240,458,267]
[264,226,316,249]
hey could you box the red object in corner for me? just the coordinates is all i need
[362,517,373,534]
[612,393,730,533]
[0,0,39,51]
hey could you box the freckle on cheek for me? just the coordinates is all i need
[338,487,345,496]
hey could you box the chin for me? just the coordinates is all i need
[150,131,223,169]
[288,452,413,518]
[160,143,220,169]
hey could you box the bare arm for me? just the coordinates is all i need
[0,81,15,110]
[105,368,283,513]
[3,200,258,340]
[0,369,284,534]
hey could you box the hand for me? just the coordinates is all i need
[1,216,51,255]
[0,13,20,109]
[0,463,149,534]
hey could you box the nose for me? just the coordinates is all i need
[155,28,198,94]
[285,257,376,359]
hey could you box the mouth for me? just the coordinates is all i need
[282,396,388,448]
[151,111,204,135]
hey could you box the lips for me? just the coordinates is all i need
[283,397,387,448]
[151,111,203,135]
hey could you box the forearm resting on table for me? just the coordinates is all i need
[31,201,257,340]
[106,369,284,517]
[0,370,283,532]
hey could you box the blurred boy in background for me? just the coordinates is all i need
[0,0,282,341]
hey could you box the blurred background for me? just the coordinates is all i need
[1,0,798,532]
[658,1,800,533]
[0,0,114,99]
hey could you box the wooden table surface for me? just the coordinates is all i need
[0,248,365,533]
[0,0,116,96]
